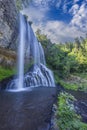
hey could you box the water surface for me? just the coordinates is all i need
[0,87,56,130]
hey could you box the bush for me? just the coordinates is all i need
[56,92,87,130]
[59,80,78,91]
[0,66,16,81]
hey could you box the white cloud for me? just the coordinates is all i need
[56,0,62,8]
[22,0,87,43]
[56,0,73,13]
[22,5,49,24]
[73,0,79,3]
[32,0,54,7]
[63,0,72,13]
[69,4,79,15]
[70,2,87,32]
[32,20,86,43]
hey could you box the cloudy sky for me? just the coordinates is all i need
[23,0,87,43]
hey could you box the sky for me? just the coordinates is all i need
[22,0,87,43]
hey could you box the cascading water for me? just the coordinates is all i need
[18,14,26,89]
[7,13,55,91]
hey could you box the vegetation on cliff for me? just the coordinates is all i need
[0,27,87,92]
[36,30,87,91]
[16,0,32,10]
[0,47,16,81]
[56,92,87,130]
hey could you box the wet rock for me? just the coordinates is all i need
[50,104,59,130]
[74,100,87,123]
[0,76,14,90]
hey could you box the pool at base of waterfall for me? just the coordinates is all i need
[0,87,57,130]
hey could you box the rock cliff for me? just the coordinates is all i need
[0,0,31,49]
[0,0,18,49]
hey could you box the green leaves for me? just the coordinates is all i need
[36,31,87,89]
[56,92,87,130]
[16,0,32,10]
[0,66,15,81]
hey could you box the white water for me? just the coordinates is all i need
[17,14,25,89]
[7,13,55,91]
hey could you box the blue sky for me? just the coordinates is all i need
[23,0,87,43]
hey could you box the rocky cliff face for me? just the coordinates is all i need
[0,0,18,49]
[0,0,31,49]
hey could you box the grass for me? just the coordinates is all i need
[0,66,16,81]
[0,47,17,81]
[0,62,33,81]
[73,72,87,80]
[59,80,78,91]
[54,72,87,92]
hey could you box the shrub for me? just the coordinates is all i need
[56,92,87,130]
[0,66,16,81]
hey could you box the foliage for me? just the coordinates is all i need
[56,92,87,130]
[74,73,87,80]
[59,80,78,91]
[16,0,32,10]
[53,72,87,91]
[37,31,87,75]
[16,0,22,10]
[0,66,16,81]
[36,30,87,91]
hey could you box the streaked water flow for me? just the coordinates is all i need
[7,13,55,91]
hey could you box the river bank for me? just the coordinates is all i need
[66,89,87,123]
[0,84,87,130]
[50,86,87,130]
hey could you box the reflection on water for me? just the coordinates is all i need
[0,87,56,130]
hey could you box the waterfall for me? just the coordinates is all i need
[17,14,26,89]
[7,13,55,91]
